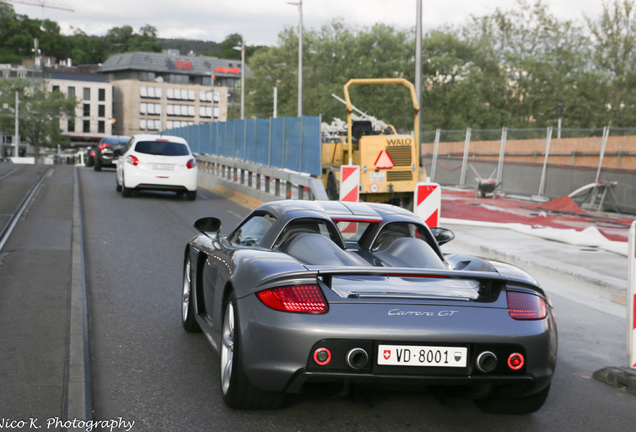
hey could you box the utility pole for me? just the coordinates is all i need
[288,0,303,117]
[14,89,20,158]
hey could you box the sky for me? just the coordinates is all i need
[7,0,605,46]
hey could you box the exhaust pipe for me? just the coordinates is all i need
[346,348,369,370]
[476,351,498,373]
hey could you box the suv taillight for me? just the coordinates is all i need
[98,143,110,151]
[186,158,196,169]
[126,155,139,166]
[256,284,328,314]
[507,291,547,320]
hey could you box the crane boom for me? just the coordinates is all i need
[0,0,74,12]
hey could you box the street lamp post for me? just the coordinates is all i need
[155,76,165,132]
[233,42,246,120]
[210,72,216,122]
[273,86,278,118]
[288,0,303,117]
[14,89,20,158]
[556,103,565,139]
[415,0,422,160]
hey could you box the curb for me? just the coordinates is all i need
[67,167,92,426]
[593,367,636,396]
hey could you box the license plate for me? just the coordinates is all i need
[369,172,386,182]
[378,345,467,367]
[152,164,174,171]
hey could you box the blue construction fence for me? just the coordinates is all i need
[163,116,322,176]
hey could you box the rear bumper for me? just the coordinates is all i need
[233,295,557,397]
[123,166,198,192]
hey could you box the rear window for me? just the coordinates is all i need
[101,136,130,145]
[333,219,378,243]
[134,140,190,156]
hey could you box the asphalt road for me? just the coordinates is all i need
[1,164,635,432]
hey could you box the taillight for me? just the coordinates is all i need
[507,291,547,320]
[256,284,328,314]
[99,143,110,151]
[186,158,196,169]
[126,155,139,166]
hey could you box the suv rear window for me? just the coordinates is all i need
[134,140,190,156]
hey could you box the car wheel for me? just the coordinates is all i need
[121,175,132,197]
[220,293,284,410]
[94,159,102,171]
[181,257,201,332]
[186,191,197,201]
[474,384,551,414]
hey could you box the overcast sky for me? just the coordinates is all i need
[9,0,605,46]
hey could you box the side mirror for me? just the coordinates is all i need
[194,217,222,237]
[430,227,455,246]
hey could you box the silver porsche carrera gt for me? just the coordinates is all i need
[181,200,557,413]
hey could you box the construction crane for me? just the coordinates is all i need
[0,0,74,12]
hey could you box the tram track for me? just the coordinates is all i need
[0,166,53,251]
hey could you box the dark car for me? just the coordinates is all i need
[94,135,130,171]
[181,200,557,413]
[84,146,95,167]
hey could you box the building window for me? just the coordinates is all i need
[83,120,90,133]
[67,119,75,132]
[83,104,90,116]
[68,87,75,98]
[52,85,60,92]
[83,87,90,101]
[98,121,105,133]
[98,88,106,101]
[98,105,105,117]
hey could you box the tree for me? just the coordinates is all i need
[0,79,77,161]
[103,25,161,56]
[69,28,105,65]
[461,0,592,128]
[587,0,636,126]
[246,20,415,126]
[419,30,508,130]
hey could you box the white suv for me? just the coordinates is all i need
[116,134,198,200]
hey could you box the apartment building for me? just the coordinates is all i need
[98,51,247,137]
[46,71,114,147]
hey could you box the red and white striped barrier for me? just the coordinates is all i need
[414,182,441,228]
[339,165,360,202]
[628,220,636,368]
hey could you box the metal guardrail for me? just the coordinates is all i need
[196,154,328,203]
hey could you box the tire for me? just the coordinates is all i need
[181,257,201,332]
[94,159,102,171]
[115,176,122,192]
[475,385,551,414]
[186,190,197,201]
[121,175,132,197]
[220,293,285,410]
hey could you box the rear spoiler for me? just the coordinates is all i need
[252,266,542,293]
